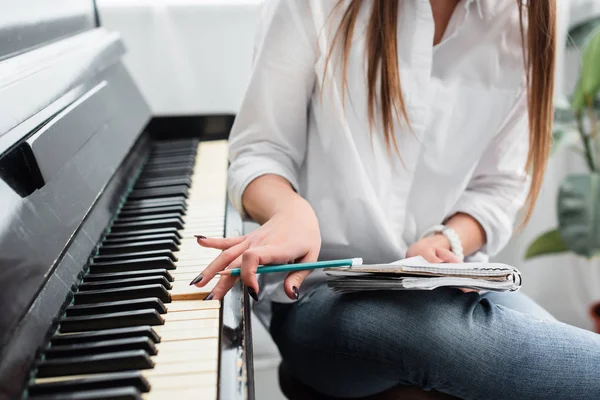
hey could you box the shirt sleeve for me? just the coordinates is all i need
[227,0,316,218]
[446,86,531,257]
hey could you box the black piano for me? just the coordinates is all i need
[0,1,254,399]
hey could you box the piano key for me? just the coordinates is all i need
[143,156,196,166]
[161,309,218,322]
[114,213,185,225]
[52,327,161,347]
[117,206,186,218]
[98,240,179,255]
[109,218,184,233]
[65,298,167,317]
[73,285,171,304]
[89,257,176,273]
[106,228,181,240]
[103,233,181,246]
[78,276,172,292]
[93,250,177,264]
[59,310,165,332]
[35,350,155,378]
[84,270,173,283]
[127,186,190,201]
[28,372,150,396]
[45,337,158,359]
[121,198,187,210]
[28,386,143,400]
[141,162,194,172]
[164,299,219,313]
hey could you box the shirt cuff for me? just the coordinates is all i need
[227,156,300,219]
[446,191,515,257]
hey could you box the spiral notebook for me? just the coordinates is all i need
[324,256,522,293]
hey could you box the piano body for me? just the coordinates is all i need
[0,1,254,399]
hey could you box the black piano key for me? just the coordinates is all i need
[133,178,191,190]
[142,162,194,172]
[109,218,184,232]
[98,239,179,255]
[52,327,160,346]
[89,257,176,273]
[78,276,172,292]
[105,228,181,241]
[149,149,196,158]
[45,336,158,358]
[144,155,196,166]
[115,213,184,225]
[138,168,191,179]
[36,350,154,377]
[120,197,187,210]
[103,232,181,246]
[73,284,171,305]
[28,386,142,400]
[65,298,167,317]
[60,309,164,332]
[93,249,177,264]
[84,269,173,283]
[28,371,150,396]
[152,138,198,147]
[127,185,189,200]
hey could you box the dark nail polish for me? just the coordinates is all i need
[292,286,299,300]
[248,287,259,302]
[189,273,204,285]
[195,235,207,239]
[203,292,214,301]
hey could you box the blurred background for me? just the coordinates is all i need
[95,1,600,398]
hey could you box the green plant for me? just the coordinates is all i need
[526,20,600,259]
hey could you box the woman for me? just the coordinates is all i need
[193,0,600,398]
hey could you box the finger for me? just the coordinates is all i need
[194,241,249,287]
[460,288,480,293]
[240,245,292,294]
[209,275,239,301]
[436,248,461,263]
[283,251,318,300]
[420,249,443,263]
[196,235,246,250]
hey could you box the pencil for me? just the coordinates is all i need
[218,258,363,277]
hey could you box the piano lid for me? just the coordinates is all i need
[0,1,151,395]
[0,0,97,61]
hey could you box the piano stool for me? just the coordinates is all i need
[278,362,460,400]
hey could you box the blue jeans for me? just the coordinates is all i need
[269,284,600,399]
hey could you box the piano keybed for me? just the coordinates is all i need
[27,139,229,400]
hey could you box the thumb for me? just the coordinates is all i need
[283,251,318,300]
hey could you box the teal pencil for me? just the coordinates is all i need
[219,258,363,277]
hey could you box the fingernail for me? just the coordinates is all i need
[248,287,259,302]
[203,292,214,301]
[189,273,204,285]
[195,235,207,239]
[292,286,299,300]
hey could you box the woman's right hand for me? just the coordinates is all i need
[191,196,321,301]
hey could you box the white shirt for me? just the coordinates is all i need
[226,0,530,324]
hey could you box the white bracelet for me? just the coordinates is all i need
[420,224,464,261]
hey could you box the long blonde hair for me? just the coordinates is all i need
[323,1,556,224]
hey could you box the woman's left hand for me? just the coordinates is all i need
[406,234,478,294]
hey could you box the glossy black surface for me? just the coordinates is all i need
[220,200,256,400]
[0,2,254,398]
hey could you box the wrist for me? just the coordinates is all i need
[427,233,452,250]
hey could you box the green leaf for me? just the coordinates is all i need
[525,229,570,259]
[557,173,600,258]
[571,27,600,113]
[567,16,600,49]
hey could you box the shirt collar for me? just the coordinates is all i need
[464,0,496,20]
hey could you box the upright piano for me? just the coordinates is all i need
[0,1,254,399]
